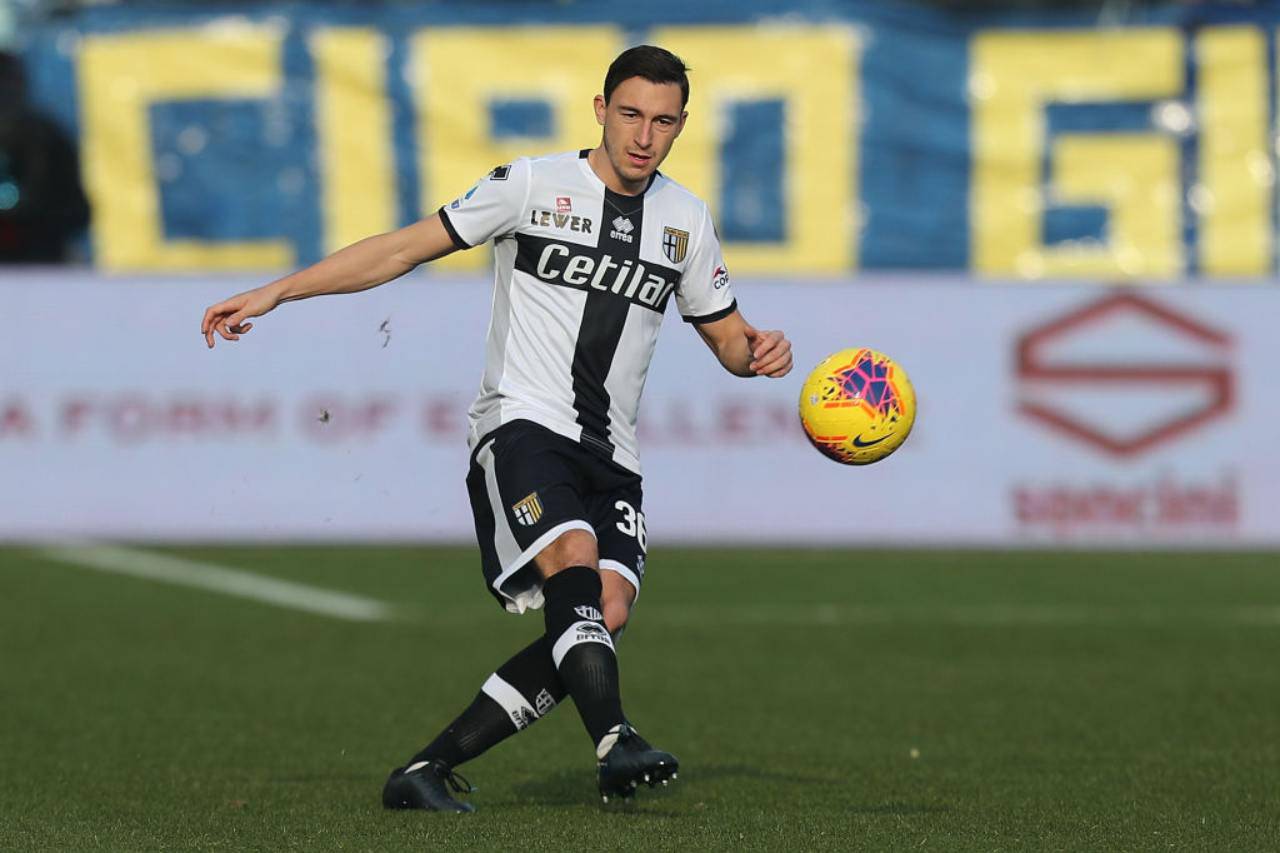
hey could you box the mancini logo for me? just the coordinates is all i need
[1015,292,1234,458]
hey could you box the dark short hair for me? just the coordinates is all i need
[603,45,689,107]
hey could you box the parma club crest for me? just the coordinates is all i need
[662,226,689,263]
[511,492,543,526]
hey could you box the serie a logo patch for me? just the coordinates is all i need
[511,492,543,526]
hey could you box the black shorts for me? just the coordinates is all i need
[466,419,647,614]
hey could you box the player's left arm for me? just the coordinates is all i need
[694,309,792,378]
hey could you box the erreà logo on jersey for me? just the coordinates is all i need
[610,216,635,243]
[515,235,680,314]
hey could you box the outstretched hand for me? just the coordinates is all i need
[202,286,279,348]
[745,325,793,378]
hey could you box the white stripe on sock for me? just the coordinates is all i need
[480,673,538,730]
[550,619,615,668]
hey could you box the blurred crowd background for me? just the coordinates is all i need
[3,0,1263,269]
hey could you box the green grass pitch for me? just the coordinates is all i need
[3,546,1279,851]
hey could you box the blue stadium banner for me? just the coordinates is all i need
[18,0,1280,278]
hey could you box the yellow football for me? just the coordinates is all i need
[798,348,917,465]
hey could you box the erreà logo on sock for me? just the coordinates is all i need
[575,605,603,621]
[511,707,537,730]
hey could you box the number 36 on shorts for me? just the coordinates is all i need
[614,500,646,552]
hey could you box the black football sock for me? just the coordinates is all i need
[542,565,626,749]
[409,637,567,769]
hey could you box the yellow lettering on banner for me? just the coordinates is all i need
[971,29,1182,279]
[1198,27,1269,276]
[413,27,621,272]
[1051,135,1180,277]
[312,28,397,254]
[77,28,290,271]
[648,26,858,274]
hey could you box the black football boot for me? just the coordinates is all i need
[597,724,679,803]
[382,760,476,813]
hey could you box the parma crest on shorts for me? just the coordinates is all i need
[662,227,689,263]
[511,491,543,526]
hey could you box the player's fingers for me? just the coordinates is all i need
[225,312,250,338]
[752,331,786,364]
[203,307,228,348]
[753,336,791,374]
[764,354,793,378]
[214,316,239,342]
[753,350,789,375]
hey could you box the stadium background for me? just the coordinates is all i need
[6,0,1278,546]
[2,1,1279,850]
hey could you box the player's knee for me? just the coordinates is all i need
[534,529,599,578]
[603,598,631,634]
[600,573,635,635]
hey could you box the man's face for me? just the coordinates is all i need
[594,76,687,191]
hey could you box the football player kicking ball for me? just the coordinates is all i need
[201,45,792,810]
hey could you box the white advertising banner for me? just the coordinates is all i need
[2,272,1277,546]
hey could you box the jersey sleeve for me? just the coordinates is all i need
[437,159,532,249]
[675,203,737,324]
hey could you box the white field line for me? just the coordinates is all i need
[36,543,394,623]
[27,545,1280,629]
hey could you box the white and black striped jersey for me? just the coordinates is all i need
[438,150,736,474]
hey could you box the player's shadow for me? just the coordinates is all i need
[692,762,835,787]
[269,772,373,783]
[507,762,835,813]
[507,768,684,816]
[846,801,949,816]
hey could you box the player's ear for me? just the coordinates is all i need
[593,94,607,127]
[674,110,688,138]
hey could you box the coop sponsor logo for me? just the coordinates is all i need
[712,264,729,289]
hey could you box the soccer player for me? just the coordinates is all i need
[201,45,793,810]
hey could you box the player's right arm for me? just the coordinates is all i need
[201,214,458,348]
